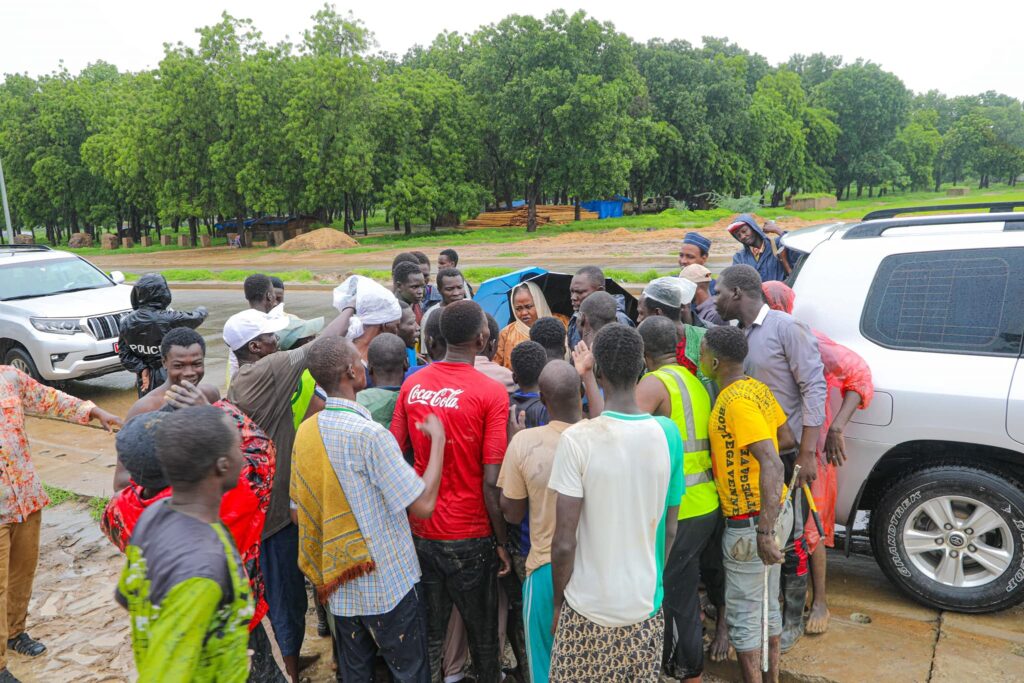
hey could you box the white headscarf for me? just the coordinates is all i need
[512,281,554,337]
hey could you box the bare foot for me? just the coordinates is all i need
[806,601,830,635]
[708,621,730,662]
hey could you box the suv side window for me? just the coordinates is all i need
[861,247,1024,356]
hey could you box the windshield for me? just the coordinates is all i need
[0,257,113,301]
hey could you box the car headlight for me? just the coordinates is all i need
[30,318,84,335]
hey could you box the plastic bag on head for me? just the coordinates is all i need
[333,276,402,339]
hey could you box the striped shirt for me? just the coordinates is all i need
[316,397,425,617]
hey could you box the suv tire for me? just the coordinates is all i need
[871,465,1024,613]
[4,346,42,382]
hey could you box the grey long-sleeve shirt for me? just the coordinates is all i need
[743,304,827,445]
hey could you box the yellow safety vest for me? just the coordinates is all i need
[650,364,718,519]
[290,370,318,430]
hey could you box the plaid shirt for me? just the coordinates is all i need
[314,397,425,617]
[1,366,94,524]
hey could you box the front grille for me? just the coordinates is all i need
[87,312,127,340]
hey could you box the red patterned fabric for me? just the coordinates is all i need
[101,399,275,629]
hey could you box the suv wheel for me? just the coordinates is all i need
[871,465,1024,613]
[4,346,41,381]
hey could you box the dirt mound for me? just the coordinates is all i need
[279,228,358,250]
[534,227,637,246]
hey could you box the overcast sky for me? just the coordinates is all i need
[2,0,1020,99]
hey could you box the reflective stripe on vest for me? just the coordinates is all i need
[651,365,719,519]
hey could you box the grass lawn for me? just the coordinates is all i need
[317,184,1024,253]
[123,268,316,283]
[51,184,1024,268]
[351,266,675,284]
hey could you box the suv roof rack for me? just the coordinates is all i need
[0,244,52,252]
[843,212,1024,240]
[862,201,1024,221]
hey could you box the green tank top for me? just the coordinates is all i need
[649,364,719,519]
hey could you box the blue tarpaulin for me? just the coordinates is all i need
[581,196,631,219]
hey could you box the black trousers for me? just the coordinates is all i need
[662,509,723,679]
[333,586,429,683]
[414,536,500,683]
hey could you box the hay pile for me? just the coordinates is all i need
[279,228,359,250]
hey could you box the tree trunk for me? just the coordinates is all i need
[868,185,874,198]
[404,219,411,236]
[393,216,400,232]
[574,198,581,222]
[503,184,513,210]
[70,210,80,234]
[343,194,351,234]
[363,207,368,236]
[188,217,199,247]
[527,192,538,233]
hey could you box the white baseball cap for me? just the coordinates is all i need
[223,309,290,351]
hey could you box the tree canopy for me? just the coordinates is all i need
[1,5,1021,242]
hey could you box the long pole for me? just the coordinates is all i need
[0,155,13,245]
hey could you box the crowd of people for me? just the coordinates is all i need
[0,216,875,683]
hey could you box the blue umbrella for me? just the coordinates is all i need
[474,267,548,326]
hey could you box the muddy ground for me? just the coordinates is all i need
[14,502,1023,683]
[16,226,1024,682]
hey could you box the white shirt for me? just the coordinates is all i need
[548,412,683,627]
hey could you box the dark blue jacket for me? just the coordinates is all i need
[729,213,788,283]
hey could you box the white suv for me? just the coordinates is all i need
[0,245,131,382]
[782,202,1024,613]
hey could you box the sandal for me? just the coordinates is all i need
[7,633,46,657]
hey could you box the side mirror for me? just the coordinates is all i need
[110,271,126,284]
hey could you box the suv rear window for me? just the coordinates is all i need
[861,248,1024,356]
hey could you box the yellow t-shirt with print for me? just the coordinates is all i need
[708,377,788,517]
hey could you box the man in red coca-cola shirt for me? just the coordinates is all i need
[390,299,511,683]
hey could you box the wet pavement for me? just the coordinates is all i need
[26,288,339,499]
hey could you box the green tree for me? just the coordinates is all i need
[814,60,911,197]
[785,53,842,90]
[373,68,487,233]
[462,10,641,230]
[889,110,943,191]
[284,5,376,227]
[749,70,839,205]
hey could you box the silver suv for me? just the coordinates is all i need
[782,202,1024,613]
[0,245,131,382]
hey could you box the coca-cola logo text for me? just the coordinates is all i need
[408,384,463,409]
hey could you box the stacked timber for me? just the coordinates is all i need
[463,204,599,228]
